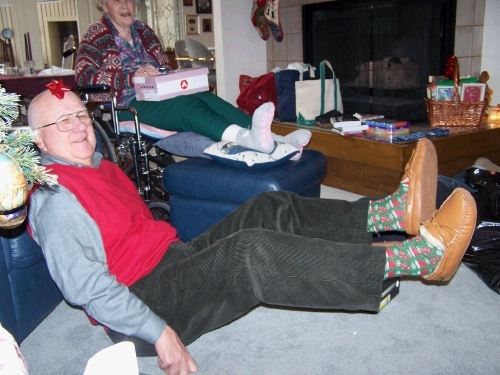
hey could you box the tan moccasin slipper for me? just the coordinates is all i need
[420,188,477,281]
[403,138,438,235]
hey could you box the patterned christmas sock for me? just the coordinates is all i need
[265,0,284,42]
[251,0,269,41]
[367,179,409,233]
[384,235,444,279]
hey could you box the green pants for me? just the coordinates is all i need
[118,91,252,141]
[131,191,385,346]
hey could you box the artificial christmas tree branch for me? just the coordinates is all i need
[0,86,58,186]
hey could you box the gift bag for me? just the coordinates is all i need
[236,72,277,115]
[295,60,343,125]
[274,67,313,122]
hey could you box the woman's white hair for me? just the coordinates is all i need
[96,0,139,7]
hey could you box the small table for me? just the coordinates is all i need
[272,121,500,196]
[0,73,77,97]
[0,73,78,126]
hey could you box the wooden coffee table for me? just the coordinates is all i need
[272,121,500,196]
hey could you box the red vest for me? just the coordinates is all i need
[47,160,179,286]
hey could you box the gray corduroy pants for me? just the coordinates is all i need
[131,191,387,346]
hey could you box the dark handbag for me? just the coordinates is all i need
[274,68,314,122]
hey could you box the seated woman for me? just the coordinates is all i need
[75,0,310,154]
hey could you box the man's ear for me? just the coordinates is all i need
[34,132,48,152]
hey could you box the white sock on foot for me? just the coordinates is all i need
[272,130,311,148]
[234,102,275,153]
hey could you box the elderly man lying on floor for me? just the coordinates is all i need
[27,87,476,375]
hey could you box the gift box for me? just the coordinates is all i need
[133,67,209,101]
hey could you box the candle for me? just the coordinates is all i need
[24,34,28,61]
[27,32,32,61]
[488,107,500,125]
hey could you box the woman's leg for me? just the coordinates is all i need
[118,95,242,141]
[193,91,252,127]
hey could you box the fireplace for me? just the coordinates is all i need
[303,0,456,122]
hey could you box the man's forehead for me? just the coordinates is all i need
[42,93,85,115]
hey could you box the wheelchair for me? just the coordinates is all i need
[79,85,172,221]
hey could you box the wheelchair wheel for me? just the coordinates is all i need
[93,119,117,164]
[122,142,176,175]
[148,201,170,222]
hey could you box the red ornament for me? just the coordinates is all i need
[444,55,458,79]
[46,79,71,99]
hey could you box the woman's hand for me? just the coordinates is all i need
[135,64,161,77]
[155,325,198,375]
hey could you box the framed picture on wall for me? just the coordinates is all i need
[185,15,200,35]
[183,0,193,6]
[202,19,212,33]
[196,0,211,14]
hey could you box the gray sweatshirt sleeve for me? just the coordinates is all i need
[29,184,166,344]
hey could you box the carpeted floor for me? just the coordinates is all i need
[19,186,500,374]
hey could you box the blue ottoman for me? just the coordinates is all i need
[162,149,327,241]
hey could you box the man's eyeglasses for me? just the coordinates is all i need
[37,110,94,132]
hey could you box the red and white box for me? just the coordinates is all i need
[133,67,209,101]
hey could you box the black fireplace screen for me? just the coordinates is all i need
[303,0,456,122]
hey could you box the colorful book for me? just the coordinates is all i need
[364,119,410,129]
[365,127,409,139]
[367,123,410,135]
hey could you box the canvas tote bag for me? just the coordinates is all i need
[295,60,343,125]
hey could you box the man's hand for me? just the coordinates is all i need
[155,325,198,375]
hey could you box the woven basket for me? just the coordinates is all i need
[424,61,487,127]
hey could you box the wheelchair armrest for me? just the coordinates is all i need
[78,85,112,94]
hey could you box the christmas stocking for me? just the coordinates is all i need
[265,0,284,42]
[251,0,269,41]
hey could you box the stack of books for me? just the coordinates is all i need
[353,113,385,123]
[330,116,369,136]
[363,119,410,142]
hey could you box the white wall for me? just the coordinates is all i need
[10,0,39,68]
[482,0,500,105]
[75,1,103,38]
[214,0,267,105]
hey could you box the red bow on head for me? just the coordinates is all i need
[46,79,71,99]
